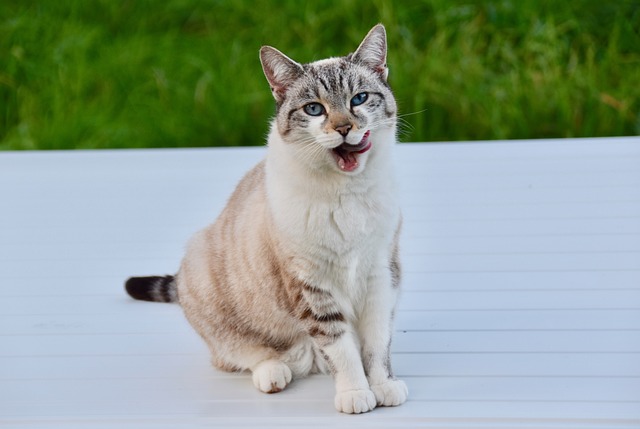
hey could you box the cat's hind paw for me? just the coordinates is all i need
[334,389,376,414]
[371,379,408,407]
[252,360,292,394]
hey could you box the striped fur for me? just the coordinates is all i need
[125,275,177,303]
[125,24,407,414]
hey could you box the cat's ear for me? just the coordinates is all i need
[260,46,304,102]
[352,24,389,80]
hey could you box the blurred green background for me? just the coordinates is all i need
[1,0,639,150]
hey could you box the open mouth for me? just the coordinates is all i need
[331,130,372,172]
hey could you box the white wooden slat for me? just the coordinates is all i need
[401,270,640,291]
[397,289,640,311]
[0,354,210,381]
[3,404,639,429]
[3,351,638,381]
[1,270,638,300]
[3,225,640,264]
[403,251,640,272]
[3,221,640,261]
[401,203,640,225]
[3,328,637,359]
[0,331,640,356]
[0,332,205,357]
[0,257,182,281]
[0,310,188,335]
[402,234,640,255]
[395,309,640,331]
[394,352,640,377]
[392,330,640,353]
[2,374,638,410]
[2,248,638,281]
[403,186,639,208]
[1,288,638,317]
[397,151,640,175]
[3,269,638,298]
[396,137,640,169]
[404,217,640,238]
[2,307,639,337]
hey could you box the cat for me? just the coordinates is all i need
[125,24,407,414]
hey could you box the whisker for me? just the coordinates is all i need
[296,137,329,166]
[397,108,428,119]
[396,120,414,140]
[367,117,397,130]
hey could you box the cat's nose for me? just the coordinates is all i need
[335,124,352,137]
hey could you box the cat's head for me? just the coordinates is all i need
[260,24,397,175]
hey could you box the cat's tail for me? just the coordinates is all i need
[125,275,178,303]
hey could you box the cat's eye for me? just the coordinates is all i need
[303,102,325,116]
[350,92,368,107]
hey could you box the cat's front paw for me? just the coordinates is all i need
[371,379,408,407]
[334,389,377,414]
[252,360,292,393]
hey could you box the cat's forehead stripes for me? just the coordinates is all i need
[303,59,368,100]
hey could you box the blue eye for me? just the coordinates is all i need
[351,92,368,107]
[303,102,325,116]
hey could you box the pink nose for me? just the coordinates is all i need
[335,124,352,136]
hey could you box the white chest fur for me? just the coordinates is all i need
[265,128,399,302]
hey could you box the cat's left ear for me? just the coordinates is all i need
[260,46,304,102]
[352,24,389,80]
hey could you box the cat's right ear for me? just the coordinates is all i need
[260,46,304,102]
[353,24,389,80]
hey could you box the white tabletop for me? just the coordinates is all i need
[1,137,639,428]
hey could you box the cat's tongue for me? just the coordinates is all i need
[333,131,371,172]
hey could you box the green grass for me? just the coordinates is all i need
[1,0,639,150]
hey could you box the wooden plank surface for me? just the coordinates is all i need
[1,137,639,428]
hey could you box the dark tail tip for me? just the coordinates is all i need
[125,277,153,301]
[125,275,177,303]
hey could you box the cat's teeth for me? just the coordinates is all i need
[338,157,358,171]
[336,151,360,172]
[331,130,371,172]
